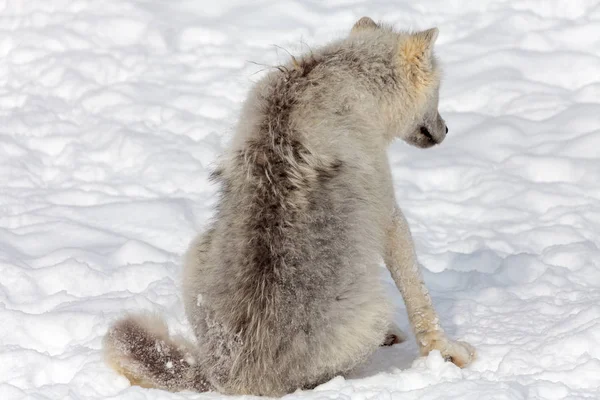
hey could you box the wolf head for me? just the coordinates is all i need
[351,17,447,148]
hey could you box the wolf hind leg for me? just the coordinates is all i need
[182,228,215,338]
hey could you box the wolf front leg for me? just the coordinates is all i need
[384,207,475,368]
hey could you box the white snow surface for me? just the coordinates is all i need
[1,1,600,399]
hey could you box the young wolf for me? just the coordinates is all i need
[104,17,475,396]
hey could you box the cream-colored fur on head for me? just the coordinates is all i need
[103,16,474,396]
[398,27,439,84]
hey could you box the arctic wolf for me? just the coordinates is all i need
[104,16,475,396]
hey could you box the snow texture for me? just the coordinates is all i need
[1,0,600,399]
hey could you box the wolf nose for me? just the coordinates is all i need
[445,126,449,134]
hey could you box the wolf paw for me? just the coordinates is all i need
[420,334,476,368]
[381,323,408,346]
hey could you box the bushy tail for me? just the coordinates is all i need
[103,314,211,392]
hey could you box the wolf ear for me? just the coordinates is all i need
[400,28,438,65]
[351,16,378,34]
[398,28,439,84]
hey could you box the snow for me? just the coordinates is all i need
[1,0,599,399]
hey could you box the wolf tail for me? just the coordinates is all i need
[103,314,211,392]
